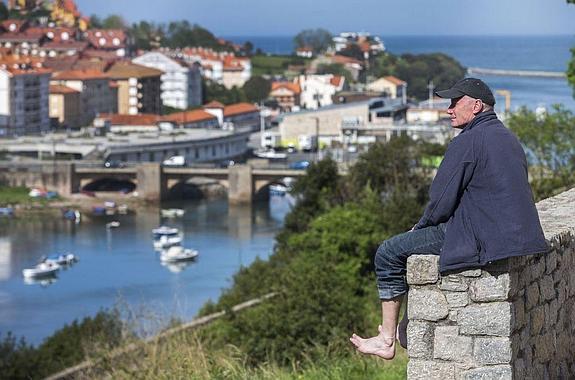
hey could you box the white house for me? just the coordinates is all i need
[366,76,407,104]
[297,74,345,109]
[133,51,203,110]
[0,64,51,137]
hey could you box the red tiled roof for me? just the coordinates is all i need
[331,55,363,66]
[43,56,78,71]
[85,29,127,49]
[98,113,161,126]
[383,75,406,85]
[162,110,217,124]
[204,100,225,109]
[41,41,88,50]
[0,65,51,76]
[330,75,344,87]
[271,82,301,94]
[50,84,80,94]
[223,102,258,117]
[1,19,28,33]
[106,61,163,79]
[52,69,109,80]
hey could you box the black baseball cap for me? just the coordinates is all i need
[435,78,496,106]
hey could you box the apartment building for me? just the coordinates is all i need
[51,69,117,126]
[106,62,163,115]
[0,64,51,137]
[49,84,81,129]
[132,51,202,110]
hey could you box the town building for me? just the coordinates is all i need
[222,102,260,130]
[366,75,407,103]
[278,98,408,149]
[51,68,117,126]
[106,61,162,115]
[0,63,51,137]
[49,83,81,129]
[84,29,127,58]
[162,109,219,129]
[132,51,202,110]
[331,32,385,59]
[297,74,345,109]
[406,97,451,124]
[269,82,301,112]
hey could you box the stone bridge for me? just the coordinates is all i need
[0,162,307,203]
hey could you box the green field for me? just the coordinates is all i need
[251,54,311,76]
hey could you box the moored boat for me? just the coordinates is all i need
[160,208,185,218]
[22,261,60,278]
[160,245,199,263]
[153,234,183,250]
[45,253,78,266]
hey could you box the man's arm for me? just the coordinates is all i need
[414,136,476,230]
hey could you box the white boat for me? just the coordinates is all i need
[254,149,287,159]
[269,184,289,196]
[22,261,60,278]
[106,221,120,229]
[160,245,199,263]
[44,253,77,265]
[152,226,180,238]
[153,234,183,250]
[161,208,185,218]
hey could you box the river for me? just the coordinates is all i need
[0,196,293,346]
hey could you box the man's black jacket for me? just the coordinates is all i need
[415,111,548,272]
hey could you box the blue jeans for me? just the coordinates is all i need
[375,224,446,300]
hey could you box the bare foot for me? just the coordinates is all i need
[349,325,396,359]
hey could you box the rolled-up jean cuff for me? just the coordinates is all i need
[377,287,407,300]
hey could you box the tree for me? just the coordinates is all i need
[508,105,575,200]
[0,3,9,21]
[338,44,365,61]
[242,76,271,103]
[203,80,246,105]
[101,14,127,29]
[89,14,102,28]
[293,28,333,54]
[568,1,575,96]
[371,53,466,100]
[129,21,164,50]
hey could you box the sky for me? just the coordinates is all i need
[74,0,575,37]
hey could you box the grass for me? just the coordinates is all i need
[0,186,59,207]
[251,55,311,76]
[81,330,408,380]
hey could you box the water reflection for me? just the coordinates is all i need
[0,197,292,345]
[23,274,58,287]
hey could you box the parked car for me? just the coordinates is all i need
[104,160,125,168]
[218,159,236,168]
[162,155,186,167]
[289,160,310,170]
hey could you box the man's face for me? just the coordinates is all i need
[447,95,482,128]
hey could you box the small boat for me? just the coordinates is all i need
[153,234,183,250]
[152,226,180,239]
[62,209,81,222]
[106,221,120,229]
[44,253,77,266]
[22,261,60,278]
[118,204,129,214]
[0,207,14,217]
[160,245,199,263]
[160,208,185,218]
[269,184,289,196]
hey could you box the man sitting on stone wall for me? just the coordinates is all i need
[349,78,548,359]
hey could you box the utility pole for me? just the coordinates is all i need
[259,102,265,149]
[314,117,320,161]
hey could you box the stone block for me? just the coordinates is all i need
[545,299,558,328]
[526,282,540,310]
[530,257,546,282]
[459,303,512,336]
[408,287,449,321]
[473,337,512,365]
[446,292,469,308]
[407,255,440,285]
[440,275,469,291]
[469,273,510,302]
[407,321,434,359]
[533,332,554,362]
[433,326,472,363]
[545,250,557,274]
[513,298,525,329]
[461,365,512,380]
[539,275,555,301]
[459,269,482,277]
[407,360,455,380]
[530,305,545,336]
[448,310,458,322]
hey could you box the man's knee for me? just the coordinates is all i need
[374,238,399,269]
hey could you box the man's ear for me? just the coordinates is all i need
[473,100,484,114]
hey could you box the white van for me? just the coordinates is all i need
[162,155,186,167]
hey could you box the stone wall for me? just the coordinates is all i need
[406,188,575,380]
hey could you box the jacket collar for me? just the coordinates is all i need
[460,111,498,134]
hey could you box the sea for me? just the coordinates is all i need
[225,35,575,112]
